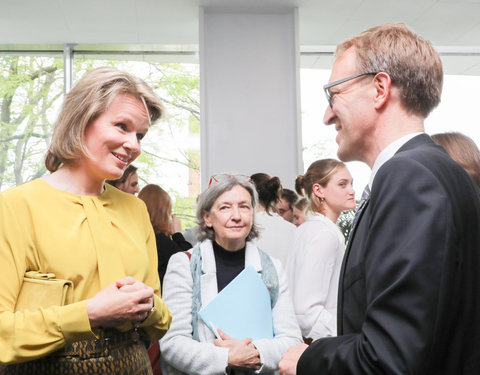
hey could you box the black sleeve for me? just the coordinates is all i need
[171,232,193,251]
[156,233,191,286]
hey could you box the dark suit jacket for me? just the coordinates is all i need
[298,134,480,374]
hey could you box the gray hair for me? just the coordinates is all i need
[196,174,260,242]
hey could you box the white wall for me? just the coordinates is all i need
[200,7,302,190]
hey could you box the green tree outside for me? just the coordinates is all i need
[0,55,200,230]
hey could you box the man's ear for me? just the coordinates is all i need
[312,183,325,199]
[373,72,391,110]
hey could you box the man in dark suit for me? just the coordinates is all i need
[279,23,480,374]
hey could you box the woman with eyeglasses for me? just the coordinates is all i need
[159,174,301,375]
[286,159,356,342]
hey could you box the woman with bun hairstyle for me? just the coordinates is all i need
[250,173,296,268]
[286,159,355,341]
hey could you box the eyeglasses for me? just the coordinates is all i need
[208,174,252,188]
[323,72,378,108]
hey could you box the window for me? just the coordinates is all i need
[0,47,200,228]
[0,54,64,189]
[300,67,480,199]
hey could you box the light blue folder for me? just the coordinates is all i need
[198,265,273,340]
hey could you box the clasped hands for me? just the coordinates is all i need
[86,276,154,328]
[214,328,261,371]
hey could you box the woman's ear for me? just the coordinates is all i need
[312,183,325,199]
[203,211,213,228]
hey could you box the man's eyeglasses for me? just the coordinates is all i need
[323,72,378,108]
[208,174,252,188]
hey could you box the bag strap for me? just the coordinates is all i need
[24,271,57,280]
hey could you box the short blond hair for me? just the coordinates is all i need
[336,23,443,118]
[45,66,164,172]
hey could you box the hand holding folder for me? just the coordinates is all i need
[198,266,273,341]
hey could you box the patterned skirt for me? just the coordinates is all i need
[1,329,153,375]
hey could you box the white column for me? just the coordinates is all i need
[200,7,302,190]
[63,43,76,94]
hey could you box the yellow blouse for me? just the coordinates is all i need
[0,179,171,364]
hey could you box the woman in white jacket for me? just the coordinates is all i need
[160,174,301,375]
[286,159,356,341]
[250,173,296,268]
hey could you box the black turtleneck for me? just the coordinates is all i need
[212,241,246,292]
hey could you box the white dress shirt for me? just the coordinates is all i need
[253,210,296,268]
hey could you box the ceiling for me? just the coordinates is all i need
[1,0,480,74]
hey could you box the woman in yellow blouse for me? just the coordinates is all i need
[0,67,171,374]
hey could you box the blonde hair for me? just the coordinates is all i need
[138,184,172,235]
[336,23,443,118]
[295,159,345,215]
[45,66,164,172]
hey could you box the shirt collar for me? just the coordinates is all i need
[368,132,423,190]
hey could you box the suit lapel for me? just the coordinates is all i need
[198,241,217,342]
[199,240,218,307]
[337,198,370,334]
[245,242,262,272]
[337,133,433,334]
